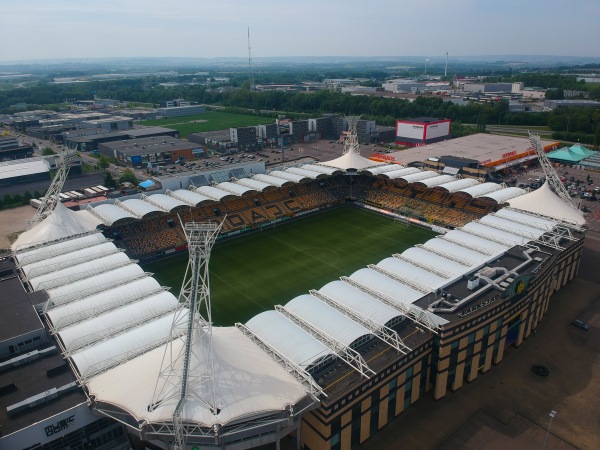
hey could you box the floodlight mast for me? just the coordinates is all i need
[27,145,75,230]
[528,132,580,211]
[149,219,224,450]
[343,116,361,155]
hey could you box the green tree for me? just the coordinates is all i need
[23,191,33,203]
[119,168,138,185]
[33,190,42,199]
[42,147,56,155]
[12,193,23,205]
[97,155,111,170]
[3,194,12,207]
[104,171,117,189]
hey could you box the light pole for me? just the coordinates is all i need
[542,410,557,450]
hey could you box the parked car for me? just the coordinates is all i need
[572,319,590,331]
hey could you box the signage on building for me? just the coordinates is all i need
[45,415,75,437]
[372,153,395,161]
[192,148,204,155]
[502,150,517,159]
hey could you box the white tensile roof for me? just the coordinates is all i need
[246,310,334,369]
[362,164,404,175]
[86,326,309,427]
[399,170,439,184]
[462,222,531,247]
[375,257,450,291]
[436,178,480,192]
[14,232,106,265]
[507,181,586,226]
[121,198,163,217]
[253,173,293,187]
[142,193,187,211]
[494,208,557,231]
[401,247,473,275]
[285,167,323,179]
[349,268,424,305]
[21,241,119,279]
[11,202,100,251]
[47,277,165,330]
[383,167,421,179]
[418,174,457,188]
[301,164,342,176]
[457,182,503,198]
[284,294,372,347]
[217,181,255,196]
[443,229,510,256]
[168,189,214,206]
[268,170,307,183]
[234,177,273,192]
[194,185,236,201]
[479,215,546,239]
[423,238,493,265]
[481,187,525,203]
[92,203,136,226]
[320,150,382,171]
[319,280,405,327]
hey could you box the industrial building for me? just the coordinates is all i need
[97,136,206,167]
[0,135,34,161]
[395,117,451,147]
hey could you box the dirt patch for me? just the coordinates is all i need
[0,205,34,250]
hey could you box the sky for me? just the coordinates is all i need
[1,0,600,62]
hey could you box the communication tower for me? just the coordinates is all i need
[248,26,255,90]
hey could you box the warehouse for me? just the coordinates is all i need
[395,117,451,147]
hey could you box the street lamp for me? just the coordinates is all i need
[542,410,557,450]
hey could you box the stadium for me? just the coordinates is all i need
[2,125,587,450]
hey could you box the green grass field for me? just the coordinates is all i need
[140,111,273,138]
[143,206,436,326]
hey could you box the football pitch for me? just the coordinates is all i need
[143,206,437,326]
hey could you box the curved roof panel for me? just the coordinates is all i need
[15,232,107,266]
[121,199,164,217]
[47,277,164,329]
[320,150,380,171]
[436,178,479,193]
[21,242,119,279]
[58,292,178,352]
[169,189,214,206]
[423,238,492,266]
[285,167,323,179]
[443,229,510,255]
[47,265,147,307]
[375,257,449,291]
[494,208,557,231]
[462,222,532,246]
[349,268,424,305]
[71,311,182,378]
[362,164,404,175]
[234,177,274,192]
[253,173,293,187]
[301,164,342,176]
[481,187,525,203]
[268,170,307,183]
[319,280,404,327]
[479,215,545,239]
[90,204,136,226]
[399,170,439,184]
[194,185,237,201]
[245,310,333,369]
[457,182,502,198]
[217,181,254,196]
[383,167,421,179]
[142,193,187,211]
[418,174,457,187]
[284,294,371,347]
[29,252,132,291]
[401,247,472,275]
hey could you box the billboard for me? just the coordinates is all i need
[425,120,451,140]
[396,122,425,140]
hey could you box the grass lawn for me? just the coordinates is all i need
[140,111,273,138]
[143,206,436,326]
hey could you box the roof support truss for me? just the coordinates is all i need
[436,235,494,257]
[417,243,476,266]
[340,276,440,333]
[366,265,430,294]
[24,248,123,281]
[274,305,375,379]
[457,227,516,247]
[506,207,585,232]
[140,194,171,212]
[309,290,410,354]
[236,323,325,397]
[392,254,453,279]
[166,189,198,207]
[114,199,143,219]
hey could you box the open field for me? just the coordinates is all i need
[143,206,436,326]
[140,111,273,138]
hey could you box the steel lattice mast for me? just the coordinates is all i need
[27,147,75,230]
[149,219,224,450]
[343,115,361,155]
[528,132,579,209]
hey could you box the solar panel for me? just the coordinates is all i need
[210,171,231,183]
[230,168,248,179]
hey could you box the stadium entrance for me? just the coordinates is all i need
[505,317,522,348]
